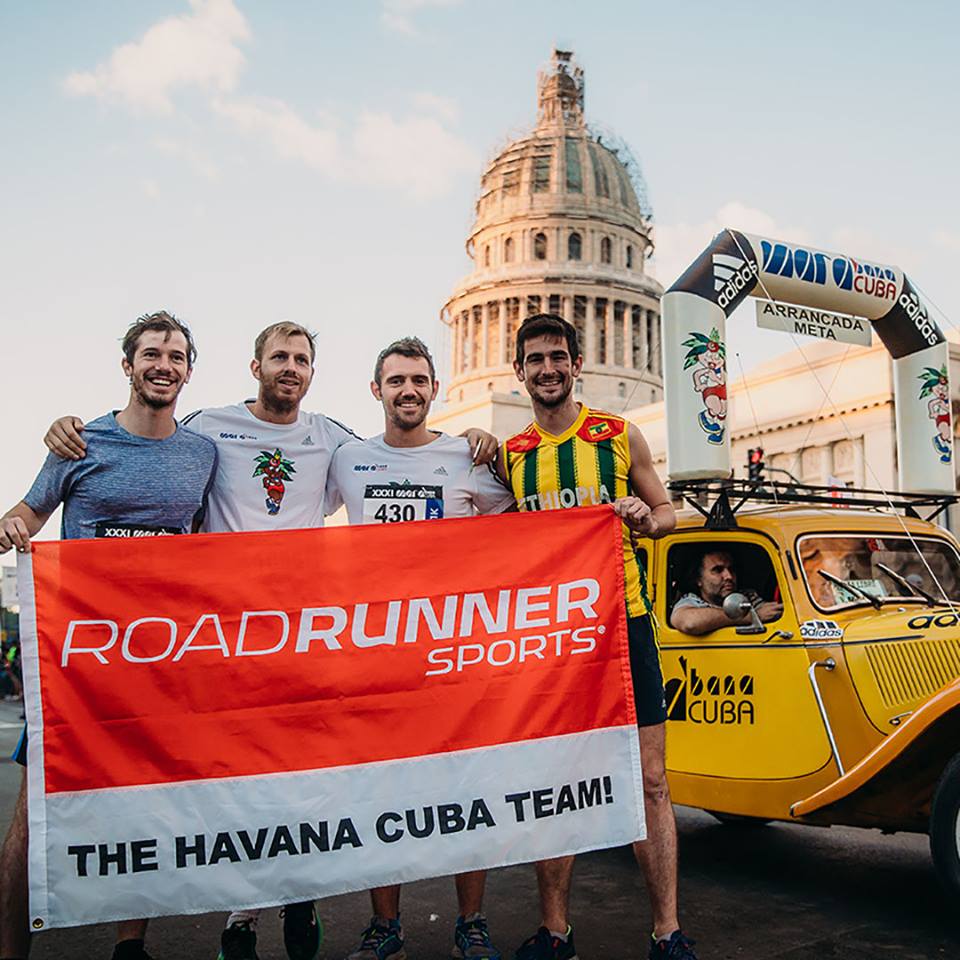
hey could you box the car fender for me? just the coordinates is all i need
[791,677,960,830]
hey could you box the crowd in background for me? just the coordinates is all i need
[0,638,22,705]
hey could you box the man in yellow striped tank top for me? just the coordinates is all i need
[499,316,698,960]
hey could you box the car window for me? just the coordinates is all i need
[666,541,781,628]
[797,534,960,610]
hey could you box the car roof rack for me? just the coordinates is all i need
[667,478,959,530]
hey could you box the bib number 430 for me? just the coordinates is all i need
[373,503,416,523]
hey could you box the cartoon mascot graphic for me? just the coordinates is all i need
[918,365,952,464]
[683,327,727,444]
[253,448,296,515]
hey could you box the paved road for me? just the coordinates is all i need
[1,700,957,959]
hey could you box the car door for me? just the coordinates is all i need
[656,530,833,781]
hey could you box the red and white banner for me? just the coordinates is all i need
[18,507,644,929]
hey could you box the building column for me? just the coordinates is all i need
[480,303,489,368]
[562,291,573,326]
[637,305,648,372]
[452,313,461,377]
[624,302,633,368]
[853,436,866,488]
[585,297,597,365]
[650,309,662,377]
[498,300,507,365]
[820,446,833,485]
[604,302,614,366]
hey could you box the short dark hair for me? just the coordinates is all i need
[374,336,436,386]
[254,321,317,364]
[122,311,197,368]
[515,313,581,366]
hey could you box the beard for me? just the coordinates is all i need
[259,373,306,415]
[131,372,182,410]
[387,397,428,430]
[706,584,735,605]
[529,375,573,408]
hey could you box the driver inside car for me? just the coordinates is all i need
[670,547,783,635]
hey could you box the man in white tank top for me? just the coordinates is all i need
[327,338,514,960]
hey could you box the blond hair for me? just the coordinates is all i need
[254,322,316,363]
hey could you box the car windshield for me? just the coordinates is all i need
[797,534,960,610]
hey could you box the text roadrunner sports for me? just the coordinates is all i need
[57,577,603,676]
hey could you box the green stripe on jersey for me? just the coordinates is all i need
[522,447,540,507]
[596,438,615,503]
[557,439,577,505]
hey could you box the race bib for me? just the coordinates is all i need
[95,522,181,538]
[363,483,444,524]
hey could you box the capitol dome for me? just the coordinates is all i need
[441,49,664,417]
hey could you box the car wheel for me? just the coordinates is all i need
[930,751,960,898]
[706,810,771,827]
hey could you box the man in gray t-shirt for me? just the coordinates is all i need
[24,411,216,541]
[671,548,783,636]
[0,312,215,960]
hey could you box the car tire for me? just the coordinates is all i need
[930,751,960,898]
[706,810,771,827]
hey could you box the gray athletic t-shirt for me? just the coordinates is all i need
[23,412,218,540]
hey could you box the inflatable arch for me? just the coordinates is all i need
[662,229,954,494]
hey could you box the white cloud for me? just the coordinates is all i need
[411,91,459,124]
[64,0,250,113]
[64,3,474,198]
[154,137,221,180]
[211,95,476,198]
[211,97,342,173]
[351,110,476,197]
[380,0,463,36]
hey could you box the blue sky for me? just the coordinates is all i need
[2,0,959,550]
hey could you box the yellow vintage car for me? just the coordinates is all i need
[646,479,960,897]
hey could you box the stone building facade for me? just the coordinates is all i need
[434,50,663,439]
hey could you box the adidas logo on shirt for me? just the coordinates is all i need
[434,466,448,476]
[304,436,315,446]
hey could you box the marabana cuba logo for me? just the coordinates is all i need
[665,656,755,725]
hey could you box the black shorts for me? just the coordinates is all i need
[627,615,667,727]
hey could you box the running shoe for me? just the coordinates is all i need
[454,913,502,958]
[648,931,698,959]
[110,940,154,960]
[345,916,406,960]
[218,920,259,960]
[513,926,577,960]
[280,901,323,960]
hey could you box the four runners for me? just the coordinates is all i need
[6,313,699,960]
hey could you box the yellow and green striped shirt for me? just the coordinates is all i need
[504,405,650,618]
